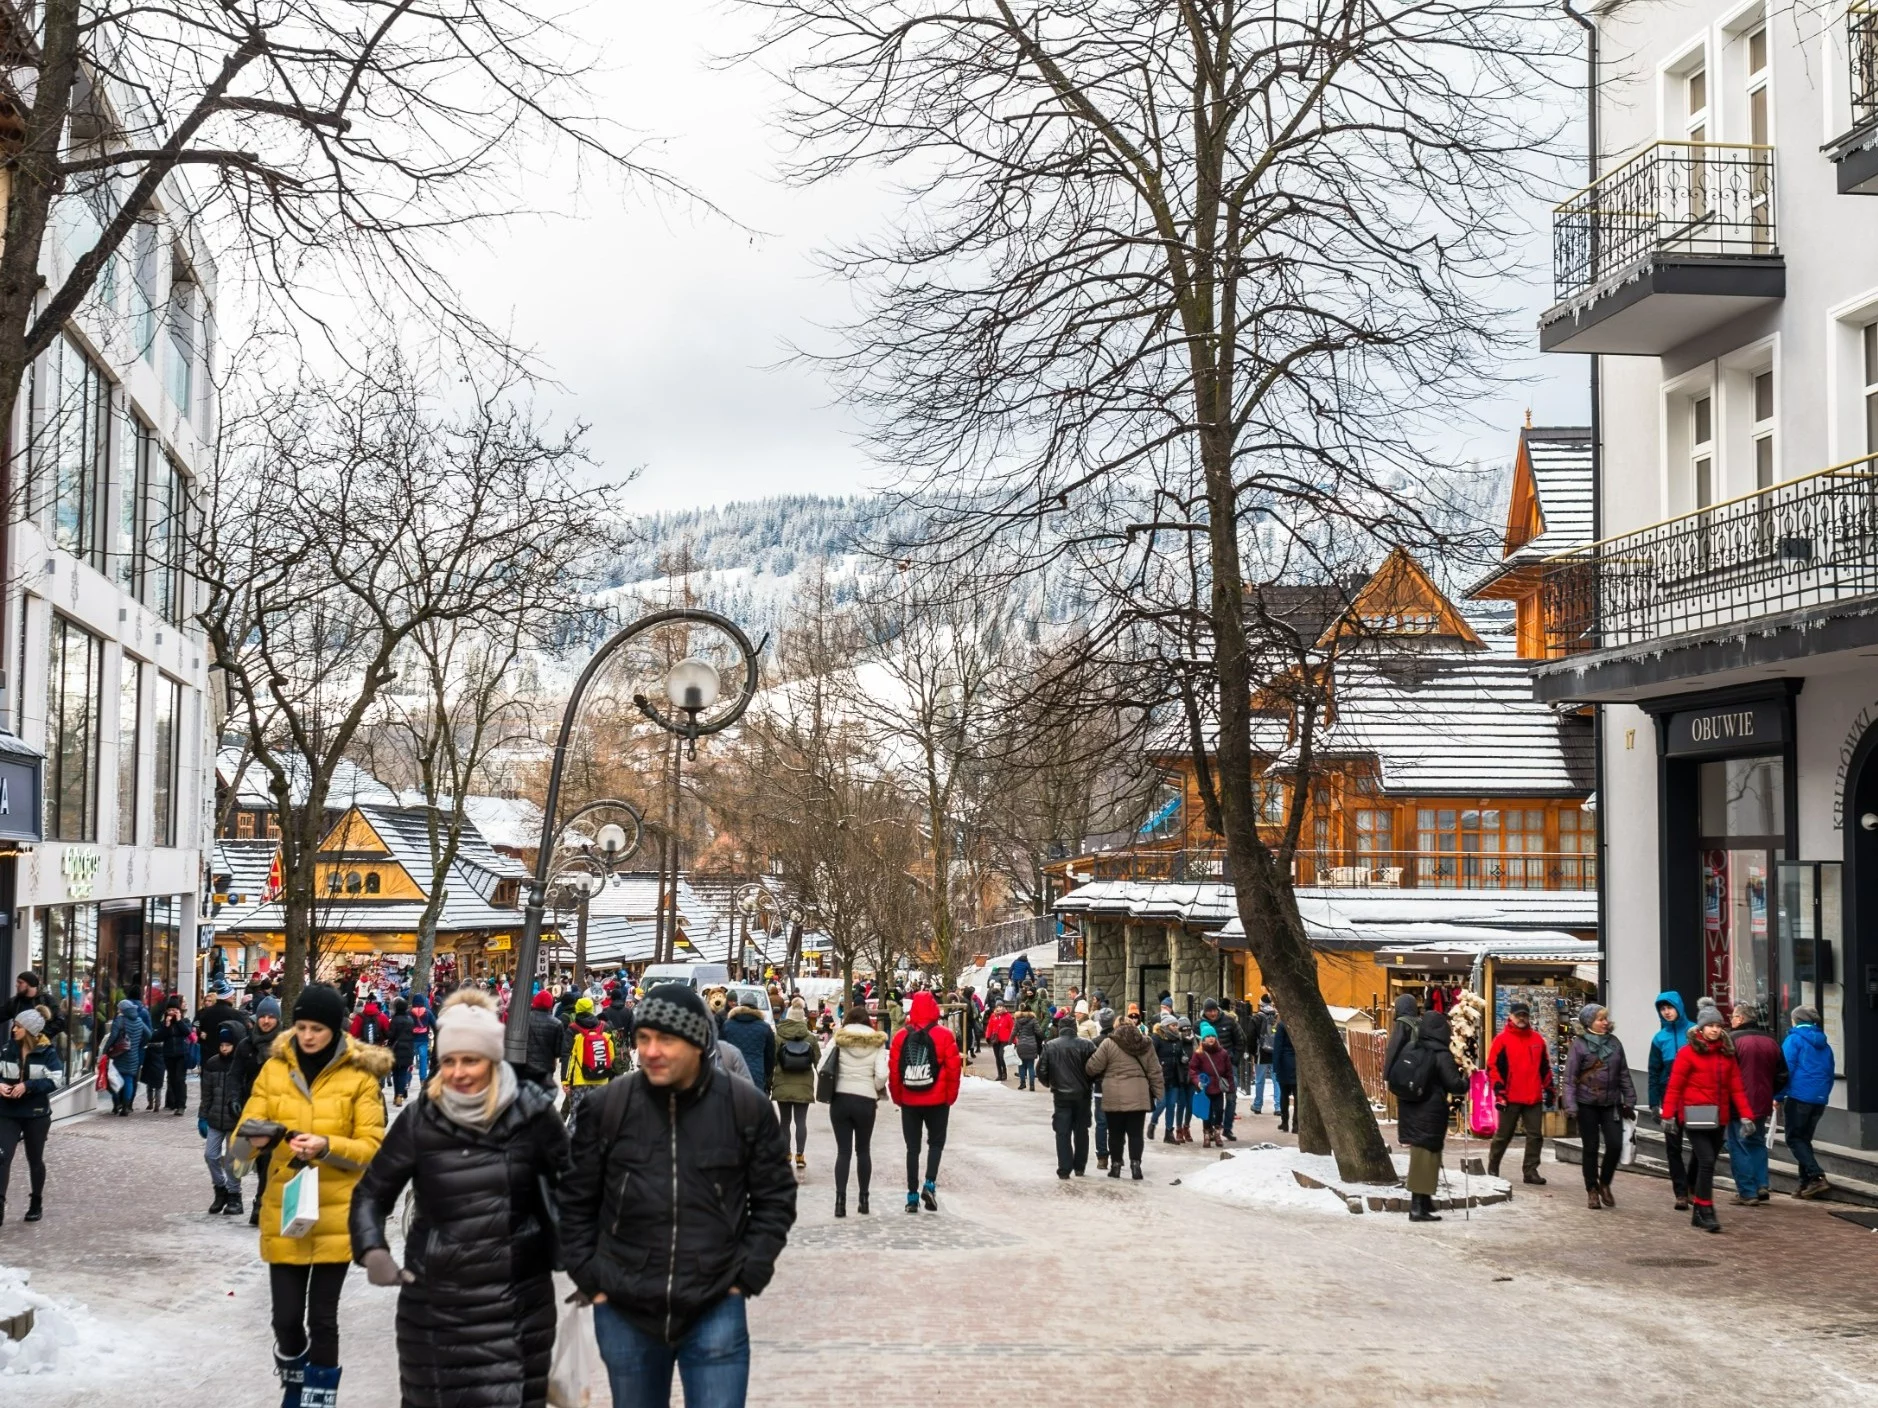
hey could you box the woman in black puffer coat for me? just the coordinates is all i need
[349,990,568,1408]
[1392,1010,1468,1225]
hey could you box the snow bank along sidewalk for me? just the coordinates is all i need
[1178,1143,1513,1216]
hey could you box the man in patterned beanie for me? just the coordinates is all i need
[560,984,797,1403]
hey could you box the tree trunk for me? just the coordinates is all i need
[1295,1072,1331,1157]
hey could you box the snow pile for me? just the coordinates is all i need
[0,1266,120,1378]
[1178,1144,1510,1217]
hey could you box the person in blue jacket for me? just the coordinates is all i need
[1271,1015,1299,1133]
[1780,1006,1836,1199]
[1646,991,1693,1209]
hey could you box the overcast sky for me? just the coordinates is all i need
[451,5,1585,515]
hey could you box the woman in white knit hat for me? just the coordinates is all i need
[0,1005,60,1223]
[349,988,570,1408]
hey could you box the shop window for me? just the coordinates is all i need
[1698,756,1786,1015]
[32,905,98,1088]
[28,333,110,568]
[46,615,102,842]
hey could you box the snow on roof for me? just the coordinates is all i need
[217,747,399,809]
[1468,427,1594,596]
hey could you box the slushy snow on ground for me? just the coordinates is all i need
[1179,1144,1511,1216]
[0,1264,137,1378]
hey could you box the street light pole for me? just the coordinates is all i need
[504,609,757,1064]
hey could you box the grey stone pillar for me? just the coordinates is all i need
[1085,919,1125,1006]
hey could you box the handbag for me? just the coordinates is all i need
[1681,1104,1721,1130]
[1467,1069,1500,1138]
[814,1046,839,1105]
[279,1163,321,1237]
[536,1174,564,1271]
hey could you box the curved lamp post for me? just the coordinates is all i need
[734,882,781,981]
[543,799,645,984]
[504,608,758,1063]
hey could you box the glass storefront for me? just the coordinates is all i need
[32,904,99,1088]
[1698,756,1785,1016]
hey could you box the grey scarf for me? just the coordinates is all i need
[434,1060,518,1133]
[1581,1030,1620,1064]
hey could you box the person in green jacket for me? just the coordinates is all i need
[771,997,818,1173]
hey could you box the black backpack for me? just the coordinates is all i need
[1387,1038,1437,1103]
[897,1024,940,1092]
[778,1037,817,1073]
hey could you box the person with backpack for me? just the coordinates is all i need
[1012,1008,1043,1091]
[1647,991,1694,1210]
[562,997,619,1133]
[1388,1009,1468,1223]
[888,989,963,1213]
[1037,1014,1097,1178]
[984,1001,1014,1082]
[387,999,417,1107]
[1087,1012,1163,1178]
[1661,1006,1754,1233]
[1726,1001,1787,1205]
[199,1024,248,1216]
[1485,1001,1554,1186]
[560,984,797,1407]
[819,1003,890,1216]
[771,997,818,1173]
[1561,1003,1636,1211]
[350,997,390,1049]
[1781,1005,1836,1199]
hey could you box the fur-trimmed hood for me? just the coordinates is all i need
[834,1024,887,1051]
[266,1028,395,1079]
[728,1004,768,1022]
[1106,1021,1151,1058]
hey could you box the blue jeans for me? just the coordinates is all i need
[1175,1086,1193,1127]
[1094,1092,1108,1159]
[593,1293,748,1408]
[413,1037,430,1083]
[1151,1086,1178,1133]
[1727,1120,1769,1197]
[1250,1062,1274,1112]
[1783,1099,1827,1183]
[202,1128,238,1191]
[1017,1058,1036,1089]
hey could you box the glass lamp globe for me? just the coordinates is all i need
[663,657,722,713]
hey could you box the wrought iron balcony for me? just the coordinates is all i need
[1540,141,1783,354]
[1083,846,1596,891]
[1833,6,1878,194]
[1538,454,1878,656]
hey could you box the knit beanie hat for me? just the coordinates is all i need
[292,984,348,1035]
[11,1007,44,1037]
[634,984,715,1050]
[575,996,595,1015]
[1199,1021,1218,1038]
[255,996,282,1021]
[217,1022,244,1046]
[1792,1005,1821,1026]
[1693,999,1725,1028]
[436,996,505,1063]
[1578,1003,1606,1032]
[531,990,554,1011]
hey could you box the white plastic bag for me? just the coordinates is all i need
[548,1303,607,1408]
[1619,1115,1637,1166]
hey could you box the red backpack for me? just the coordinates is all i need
[577,1027,615,1081]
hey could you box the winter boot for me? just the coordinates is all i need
[1163,1128,1177,1145]
[1586,1188,1602,1210]
[1599,1182,1615,1208]
[1408,1193,1442,1223]
[276,1349,309,1408]
[1130,1162,1143,1181]
[1692,1201,1722,1233]
[835,1192,846,1219]
[905,1192,919,1214]
[224,1192,245,1217]
[300,1363,342,1408]
[857,1191,869,1215]
[921,1180,938,1212]
[1096,1155,1108,1171]
[210,1187,230,1216]
[250,1198,262,1227]
[1108,1160,1122,1179]
[23,1194,41,1223]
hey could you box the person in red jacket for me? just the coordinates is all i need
[1662,1008,1754,1233]
[888,989,963,1214]
[983,1001,1015,1083]
[1485,1002,1555,1185]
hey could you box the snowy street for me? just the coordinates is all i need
[6,1056,1878,1405]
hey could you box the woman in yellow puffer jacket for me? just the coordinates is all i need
[235,982,390,1407]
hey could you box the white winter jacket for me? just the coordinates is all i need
[823,1023,890,1100]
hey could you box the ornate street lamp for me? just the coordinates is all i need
[544,800,645,984]
[504,609,757,1063]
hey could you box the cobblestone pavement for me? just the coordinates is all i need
[6,1060,1878,1405]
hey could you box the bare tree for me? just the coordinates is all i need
[745,0,1563,1179]
[197,353,618,1006]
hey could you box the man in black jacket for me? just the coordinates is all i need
[561,984,796,1404]
[520,991,566,1090]
[1201,999,1244,1141]
[6,972,63,1039]
[1037,1016,1097,1178]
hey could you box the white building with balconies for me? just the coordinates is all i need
[1531,0,1878,1159]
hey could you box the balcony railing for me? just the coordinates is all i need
[1855,7,1878,129]
[1553,141,1776,301]
[1083,847,1596,891]
[1540,455,1878,654]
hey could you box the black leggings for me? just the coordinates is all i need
[990,1042,1007,1081]
[1108,1109,1147,1166]
[901,1104,950,1191]
[830,1094,876,1196]
[269,1262,349,1366]
[1578,1104,1623,1190]
[165,1056,189,1110]
[776,1101,808,1156]
[1685,1127,1724,1205]
[0,1114,50,1200]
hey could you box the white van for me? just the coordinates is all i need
[638,962,732,993]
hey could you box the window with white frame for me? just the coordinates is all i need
[1865,322,1878,456]
[1753,371,1775,490]
[1746,25,1769,143]
[1694,393,1716,508]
